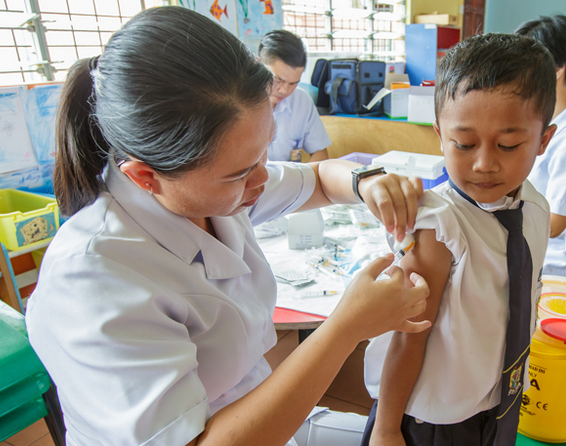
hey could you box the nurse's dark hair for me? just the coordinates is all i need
[258,30,307,68]
[434,33,556,131]
[515,14,566,70]
[55,6,272,217]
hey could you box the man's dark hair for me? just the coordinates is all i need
[516,14,566,69]
[258,30,306,68]
[435,33,556,129]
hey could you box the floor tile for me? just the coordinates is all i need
[2,420,48,446]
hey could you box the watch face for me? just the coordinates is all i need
[354,165,385,177]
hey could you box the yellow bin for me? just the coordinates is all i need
[519,318,566,443]
[538,293,566,321]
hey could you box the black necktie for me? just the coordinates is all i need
[493,206,532,445]
[449,181,532,444]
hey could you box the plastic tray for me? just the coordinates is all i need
[0,189,60,251]
[339,152,379,165]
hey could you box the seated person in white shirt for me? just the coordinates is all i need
[259,30,330,162]
[516,15,566,276]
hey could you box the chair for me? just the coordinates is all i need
[0,300,66,444]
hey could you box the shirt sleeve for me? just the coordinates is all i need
[248,162,316,226]
[543,133,566,217]
[26,254,209,446]
[413,190,466,260]
[297,89,332,155]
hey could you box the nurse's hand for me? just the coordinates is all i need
[328,254,430,344]
[358,173,423,243]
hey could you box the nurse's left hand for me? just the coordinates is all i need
[358,173,423,243]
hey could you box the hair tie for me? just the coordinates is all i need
[88,55,100,71]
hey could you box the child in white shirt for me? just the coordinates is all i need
[362,33,557,446]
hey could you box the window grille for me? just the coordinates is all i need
[282,0,405,60]
[0,0,144,85]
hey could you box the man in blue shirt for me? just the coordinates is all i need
[259,30,331,162]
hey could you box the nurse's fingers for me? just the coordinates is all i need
[363,253,395,280]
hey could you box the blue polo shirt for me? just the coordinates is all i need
[268,87,331,161]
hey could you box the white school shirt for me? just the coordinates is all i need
[26,161,315,446]
[528,108,566,276]
[364,180,549,424]
[268,87,332,161]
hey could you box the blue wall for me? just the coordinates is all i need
[485,0,566,33]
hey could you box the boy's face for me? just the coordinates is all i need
[434,87,555,204]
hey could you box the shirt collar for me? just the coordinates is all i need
[103,159,251,279]
[476,188,522,212]
[273,94,292,115]
[449,179,530,212]
[551,107,566,134]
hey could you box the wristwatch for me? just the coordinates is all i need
[352,165,386,202]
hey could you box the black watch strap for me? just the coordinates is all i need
[352,166,386,202]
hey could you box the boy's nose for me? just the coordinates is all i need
[472,147,500,173]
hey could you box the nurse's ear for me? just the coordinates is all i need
[120,160,160,195]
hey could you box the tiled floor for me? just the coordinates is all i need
[4,329,370,445]
[1,419,55,446]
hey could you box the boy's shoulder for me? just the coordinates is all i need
[522,179,551,216]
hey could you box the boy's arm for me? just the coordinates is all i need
[370,229,452,446]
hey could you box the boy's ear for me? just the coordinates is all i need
[120,160,159,194]
[538,123,558,156]
[557,65,565,83]
[433,121,443,154]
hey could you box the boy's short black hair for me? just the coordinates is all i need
[435,33,556,129]
[258,30,306,68]
[515,15,566,69]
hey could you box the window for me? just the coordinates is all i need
[282,0,405,60]
[0,0,152,86]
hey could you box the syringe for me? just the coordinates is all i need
[377,233,416,280]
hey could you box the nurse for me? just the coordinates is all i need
[26,7,430,446]
[516,15,566,276]
[259,30,331,162]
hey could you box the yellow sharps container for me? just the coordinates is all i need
[519,318,566,443]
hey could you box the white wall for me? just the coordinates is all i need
[484,0,566,33]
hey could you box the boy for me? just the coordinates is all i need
[362,33,557,446]
[258,30,330,162]
[516,15,566,276]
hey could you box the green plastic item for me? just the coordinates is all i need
[0,301,50,441]
[517,432,566,445]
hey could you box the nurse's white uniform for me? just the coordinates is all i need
[26,161,366,446]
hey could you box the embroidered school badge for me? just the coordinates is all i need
[508,363,523,396]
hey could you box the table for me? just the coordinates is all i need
[258,207,391,320]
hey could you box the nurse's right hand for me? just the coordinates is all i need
[328,254,431,344]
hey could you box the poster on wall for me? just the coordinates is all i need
[237,0,283,52]
[0,84,61,192]
[179,0,239,37]
[0,87,39,176]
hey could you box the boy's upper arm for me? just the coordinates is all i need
[401,229,452,327]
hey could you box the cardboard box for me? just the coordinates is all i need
[385,61,405,74]
[384,88,409,119]
[407,86,435,125]
[414,13,458,27]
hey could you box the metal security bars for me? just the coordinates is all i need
[0,0,144,85]
[282,0,405,60]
